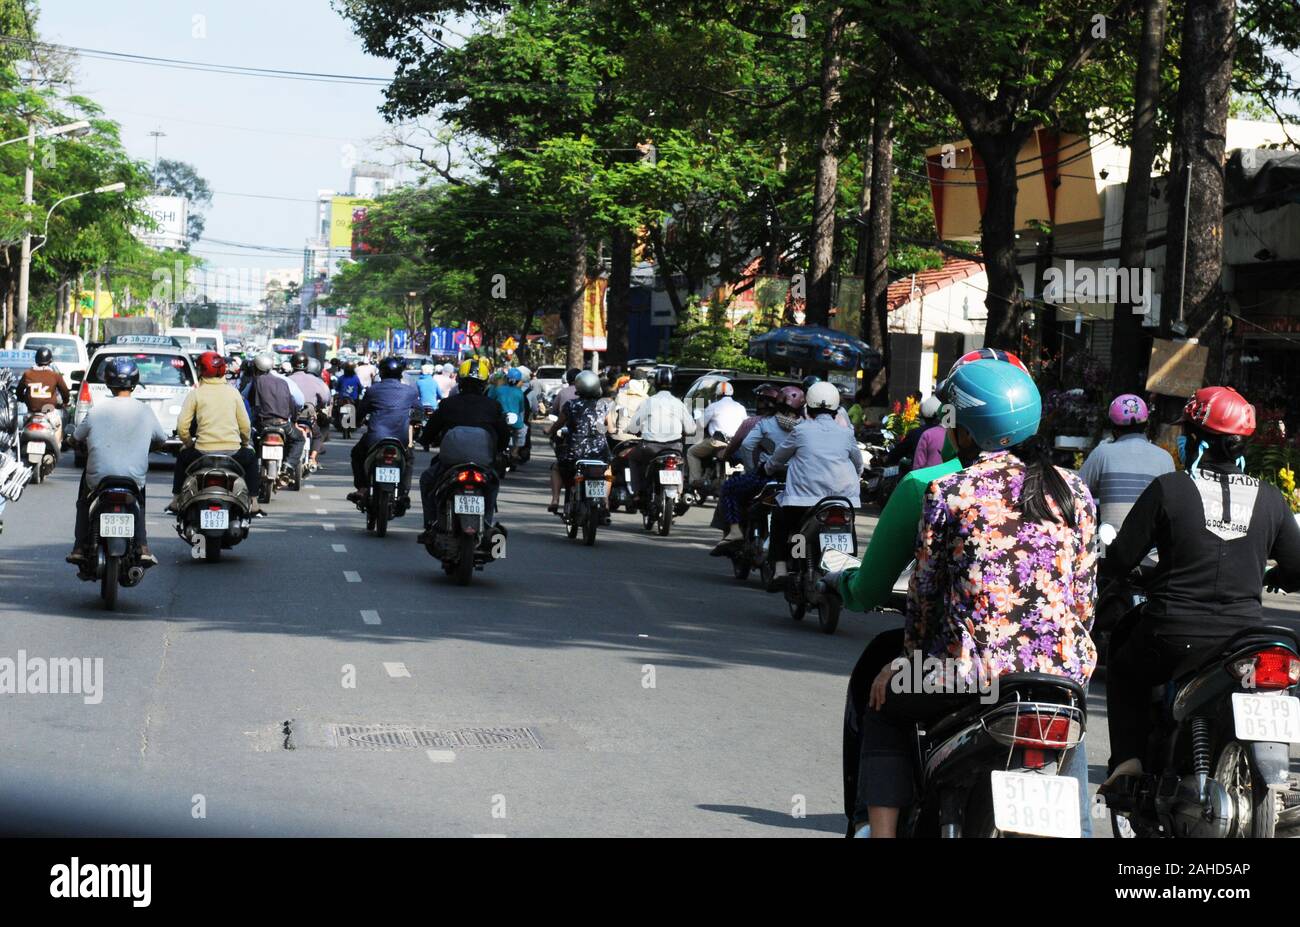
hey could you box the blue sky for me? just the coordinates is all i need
[39,0,415,293]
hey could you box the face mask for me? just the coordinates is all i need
[777,413,800,432]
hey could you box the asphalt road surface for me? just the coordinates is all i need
[3,429,1299,837]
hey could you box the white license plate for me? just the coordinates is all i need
[989,771,1080,838]
[820,532,853,553]
[1231,693,1300,743]
[26,448,44,462]
[261,445,283,461]
[584,481,607,498]
[658,470,682,485]
[454,494,485,515]
[374,467,401,484]
[506,412,518,425]
[99,513,134,538]
[200,508,230,530]
[883,466,899,477]
[820,550,862,573]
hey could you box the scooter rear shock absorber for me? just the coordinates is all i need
[1190,717,1212,777]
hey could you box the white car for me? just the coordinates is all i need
[532,365,567,403]
[18,332,89,391]
[166,327,225,357]
[73,335,196,466]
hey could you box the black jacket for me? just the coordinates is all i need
[1106,460,1300,634]
[419,391,510,452]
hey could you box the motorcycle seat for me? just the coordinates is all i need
[1168,625,1300,683]
[188,453,245,476]
[994,671,1086,703]
[92,476,141,496]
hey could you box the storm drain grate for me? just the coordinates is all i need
[327,724,544,751]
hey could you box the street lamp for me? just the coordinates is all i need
[0,119,91,148]
[30,182,128,255]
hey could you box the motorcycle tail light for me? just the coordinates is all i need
[664,457,678,470]
[263,433,283,446]
[101,490,135,506]
[819,506,851,527]
[382,447,399,465]
[1237,648,1300,689]
[456,469,485,484]
[203,473,230,489]
[25,423,44,432]
[987,711,1080,749]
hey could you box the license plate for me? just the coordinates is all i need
[374,467,401,484]
[820,532,853,553]
[261,445,283,461]
[883,466,899,477]
[26,448,43,462]
[1231,693,1300,743]
[200,508,229,530]
[820,550,862,573]
[989,771,1080,838]
[584,481,607,498]
[506,413,518,425]
[99,513,134,538]
[658,470,682,485]
[454,494,485,515]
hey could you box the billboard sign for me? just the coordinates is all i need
[134,196,188,250]
[330,196,373,249]
[583,278,608,350]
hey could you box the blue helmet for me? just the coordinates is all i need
[944,359,1040,451]
[507,366,522,384]
[104,356,140,392]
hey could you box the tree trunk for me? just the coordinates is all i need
[1110,0,1168,397]
[606,224,633,367]
[649,222,684,319]
[805,8,846,328]
[865,109,894,403]
[763,144,788,276]
[566,219,588,370]
[975,135,1027,350]
[1160,0,1234,384]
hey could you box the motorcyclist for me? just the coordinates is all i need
[244,352,306,482]
[348,356,422,509]
[1078,393,1175,533]
[548,370,610,513]
[488,367,530,459]
[801,374,852,429]
[852,359,1097,838]
[65,358,168,567]
[710,385,800,553]
[289,352,331,472]
[763,382,863,591]
[605,372,648,450]
[551,368,582,416]
[416,357,510,542]
[1101,386,1300,783]
[625,367,696,503]
[908,396,947,470]
[687,381,746,489]
[416,363,441,414]
[333,361,363,421]
[169,351,261,515]
[18,346,70,440]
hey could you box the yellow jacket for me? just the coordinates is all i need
[177,377,251,451]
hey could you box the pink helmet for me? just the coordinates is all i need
[778,385,806,413]
[1109,393,1149,426]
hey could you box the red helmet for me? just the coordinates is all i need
[1183,386,1255,437]
[197,351,227,379]
[778,385,806,413]
[946,347,1028,381]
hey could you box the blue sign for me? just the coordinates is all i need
[392,330,409,353]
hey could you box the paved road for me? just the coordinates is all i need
[4,430,1299,837]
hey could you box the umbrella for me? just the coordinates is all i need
[747,325,882,372]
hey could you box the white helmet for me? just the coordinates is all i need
[806,381,841,413]
[516,365,531,382]
[920,395,942,419]
[715,381,734,399]
[421,363,435,376]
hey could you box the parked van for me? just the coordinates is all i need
[18,332,89,390]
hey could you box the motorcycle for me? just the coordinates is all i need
[690,432,734,504]
[1100,622,1300,838]
[284,408,314,490]
[173,453,252,562]
[727,479,782,584]
[558,458,610,546]
[609,439,639,514]
[254,421,290,505]
[638,445,688,537]
[784,495,857,634]
[20,408,61,484]
[357,437,410,536]
[335,398,357,439]
[424,461,504,585]
[80,477,150,610]
[861,444,906,509]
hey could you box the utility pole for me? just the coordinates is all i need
[15,65,36,343]
[149,129,166,172]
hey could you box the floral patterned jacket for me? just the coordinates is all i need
[905,451,1098,686]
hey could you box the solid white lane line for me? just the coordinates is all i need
[315,508,328,515]
[426,749,456,763]
[332,544,347,553]
[323,523,336,531]
[361,610,381,625]
[384,662,409,678]
[344,571,361,583]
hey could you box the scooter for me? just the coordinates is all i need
[726,479,780,584]
[358,437,410,537]
[80,477,150,610]
[255,421,290,505]
[20,408,61,484]
[173,453,252,562]
[639,446,688,537]
[689,433,735,504]
[335,399,357,439]
[784,495,857,634]
[424,461,504,585]
[558,458,610,546]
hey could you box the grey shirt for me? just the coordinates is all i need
[768,415,864,507]
[437,425,496,468]
[1079,432,1175,531]
[74,396,169,490]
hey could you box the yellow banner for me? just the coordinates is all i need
[582,278,607,351]
[329,196,372,249]
[77,290,114,319]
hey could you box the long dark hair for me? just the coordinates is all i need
[1015,434,1077,529]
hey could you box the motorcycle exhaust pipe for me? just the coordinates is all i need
[126,565,146,584]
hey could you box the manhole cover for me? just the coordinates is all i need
[326,724,545,751]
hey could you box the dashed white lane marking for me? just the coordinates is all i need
[426,749,456,763]
[315,508,328,515]
[344,571,361,583]
[323,523,336,532]
[638,634,649,639]
[311,495,321,500]
[384,662,410,678]
[360,609,381,625]
[332,544,347,553]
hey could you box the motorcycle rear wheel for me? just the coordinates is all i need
[1216,739,1279,838]
[817,596,840,634]
[454,534,475,586]
[583,507,598,546]
[205,538,222,562]
[657,494,673,537]
[731,558,751,581]
[100,554,120,610]
[373,499,389,538]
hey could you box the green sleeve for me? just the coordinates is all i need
[838,458,961,613]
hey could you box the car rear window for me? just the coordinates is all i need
[536,367,564,379]
[24,338,80,363]
[89,353,194,387]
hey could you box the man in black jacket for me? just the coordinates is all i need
[415,358,510,543]
[1103,386,1300,779]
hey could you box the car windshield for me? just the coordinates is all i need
[192,337,219,351]
[25,338,80,363]
[89,352,194,387]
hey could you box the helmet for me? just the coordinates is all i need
[507,366,522,384]
[421,363,435,376]
[378,357,405,380]
[575,370,602,399]
[34,347,52,366]
[290,351,309,372]
[253,352,276,374]
[565,367,581,385]
[946,348,1029,381]
[305,357,323,377]
[654,367,673,390]
[801,374,820,392]
[517,364,531,380]
[279,360,293,374]
[778,385,806,413]
[715,381,734,399]
[945,359,1041,451]
[1183,386,1255,437]
[103,356,140,392]
[459,357,490,382]
[806,381,841,413]
[1109,393,1149,426]
[343,361,356,375]
[754,383,781,411]
[919,395,942,419]
[197,351,226,379]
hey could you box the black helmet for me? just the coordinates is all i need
[34,347,52,366]
[654,367,673,390]
[378,356,404,380]
[801,374,820,392]
[564,367,581,385]
[291,351,309,372]
[575,370,602,399]
[305,356,323,376]
[343,361,356,375]
[104,356,140,392]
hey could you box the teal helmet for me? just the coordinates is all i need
[944,359,1041,451]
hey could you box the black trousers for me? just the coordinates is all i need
[770,504,811,563]
[626,441,680,496]
[172,446,260,499]
[351,439,413,495]
[420,458,499,527]
[75,472,146,548]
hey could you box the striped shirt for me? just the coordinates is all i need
[1078,433,1175,531]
